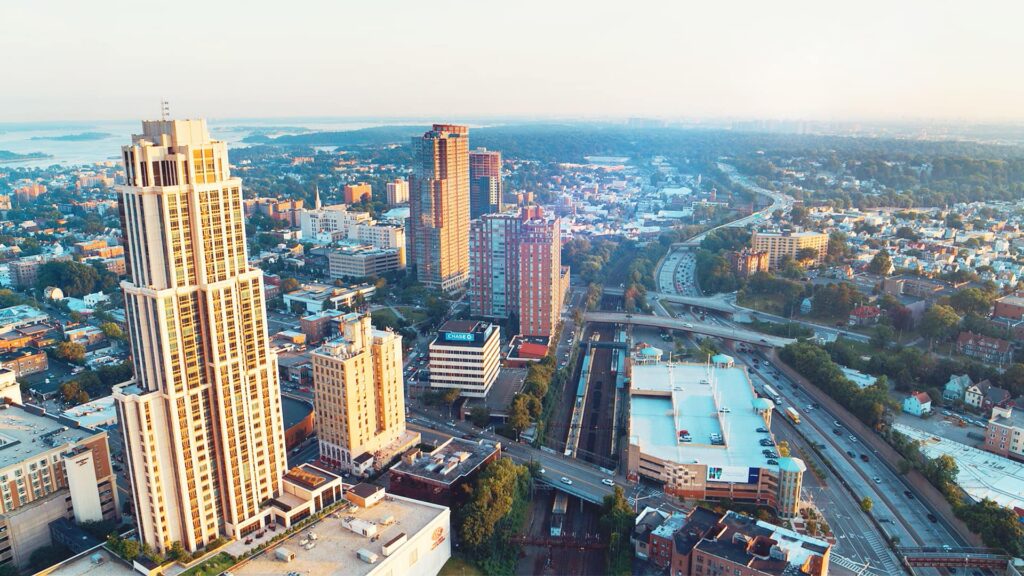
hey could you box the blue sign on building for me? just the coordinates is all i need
[444,332,475,342]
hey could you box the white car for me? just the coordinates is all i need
[560,476,573,485]
[601,478,615,486]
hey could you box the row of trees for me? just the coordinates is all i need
[887,430,1024,555]
[457,458,533,575]
[35,260,119,298]
[508,356,557,440]
[779,342,894,428]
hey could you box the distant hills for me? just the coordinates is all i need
[242,125,431,146]
[0,150,51,163]
[30,132,113,142]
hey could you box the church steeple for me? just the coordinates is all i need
[314,183,322,210]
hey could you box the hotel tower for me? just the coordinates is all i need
[113,120,287,553]
[408,124,470,292]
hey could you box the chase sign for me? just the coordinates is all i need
[444,332,475,342]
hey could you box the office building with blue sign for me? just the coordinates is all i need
[428,320,501,398]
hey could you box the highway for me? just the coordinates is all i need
[743,352,963,575]
[680,162,794,246]
[583,311,795,347]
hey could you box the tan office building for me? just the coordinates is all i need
[408,124,471,292]
[113,119,288,554]
[751,231,828,270]
[311,314,417,475]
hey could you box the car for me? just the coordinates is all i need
[757,427,768,433]
[846,450,855,458]
[849,435,858,442]
[833,420,841,427]
[719,407,731,413]
[941,409,951,417]
[927,513,937,523]
[560,477,573,485]
[759,338,767,343]
[601,478,615,486]
[873,477,881,484]
[904,490,914,499]
[860,454,869,462]
[832,428,842,436]
[767,459,779,465]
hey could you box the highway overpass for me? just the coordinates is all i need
[603,287,738,314]
[583,312,795,348]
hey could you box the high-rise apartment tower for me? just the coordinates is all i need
[113,120,287,554]
[408,124,470,292]
[469,148,503,219]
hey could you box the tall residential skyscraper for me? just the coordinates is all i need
[408,124,470,292]
[113,120,287,554]
[311,313,415,474]
[469,206,566,337]
[469,148,503,219]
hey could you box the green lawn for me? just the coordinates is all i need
[736,293,787,316]
[178,552,236,576]
[371,308,402,328]
[395,306,428,324]
[439,556,484,576]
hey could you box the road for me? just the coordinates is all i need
[742,351,965,574]
[680,162,794,246]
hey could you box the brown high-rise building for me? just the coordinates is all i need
[343,182,372,204]
[469,148,503,219]
[408,124,470,292]
[469,206,566,338]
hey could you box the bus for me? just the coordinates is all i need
[784,406,800,425]
[762,385,782,405]
[550,493,568,537]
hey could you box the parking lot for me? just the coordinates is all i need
[892,408,987,448]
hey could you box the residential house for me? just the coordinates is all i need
[943,374,972,403]
[965,379,1012,412]
[848,305,882,326]
[903,391,932,417]
[956,331,1014,365]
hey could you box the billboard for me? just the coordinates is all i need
[444,332,475,342]
[706,466,757,484]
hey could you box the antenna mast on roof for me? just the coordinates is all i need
[160,99,170,121]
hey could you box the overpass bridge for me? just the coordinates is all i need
[603,287,739,314]
[899,546,1010,571]
[533,471,613,505]
[584,312,795,348]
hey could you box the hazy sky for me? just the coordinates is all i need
[3,0,1023,123]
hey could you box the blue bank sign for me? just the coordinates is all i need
[444,332,475,342]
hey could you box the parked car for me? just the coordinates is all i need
[560,477,573,485]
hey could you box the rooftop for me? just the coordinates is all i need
[0,403,97,470]
[896,423,1024,512]
[45,547,137,576]
[233,490,448,576]
[391,437,500,485]
[60,395,117,430]
[629,363,776,471]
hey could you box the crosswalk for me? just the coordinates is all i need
[831,529,904,575]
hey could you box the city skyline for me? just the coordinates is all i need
[3,0,1024,123]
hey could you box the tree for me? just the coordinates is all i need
[826,232,849,263]
[35,261,100,297]
[508,396,532,439]
[948,287,994,316]
[55,341,86,364]
[599,486,634,575]
[280,277,301,293]
[867,250,893,276]
[796,247,819,262]
[469,406,490,428]
[441,388,461,419]
[860,496,873,513]
[871,324,895,350]
[99,322,124,341]
[920,304,961,344]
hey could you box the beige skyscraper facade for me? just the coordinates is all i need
[408,124,470,292]
[311,313,417,474]
[113,120,287,554]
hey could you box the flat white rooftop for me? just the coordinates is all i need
[233,492,448,576]
[896,423,1024,511]
[630,363,774,470]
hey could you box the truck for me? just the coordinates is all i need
[784,407,800,424]
[762,385,782,405]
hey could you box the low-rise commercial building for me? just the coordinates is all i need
[284,283,376,314]
[652,507,830,576]
[0,402,119,570]
[388,438,501,507]
[0,347,48,377]
[232,486,451,576]
[327,243,403,279]
[627,362,805,518]
[429,321,501,398]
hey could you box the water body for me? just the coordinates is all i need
[0,118,398,169]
